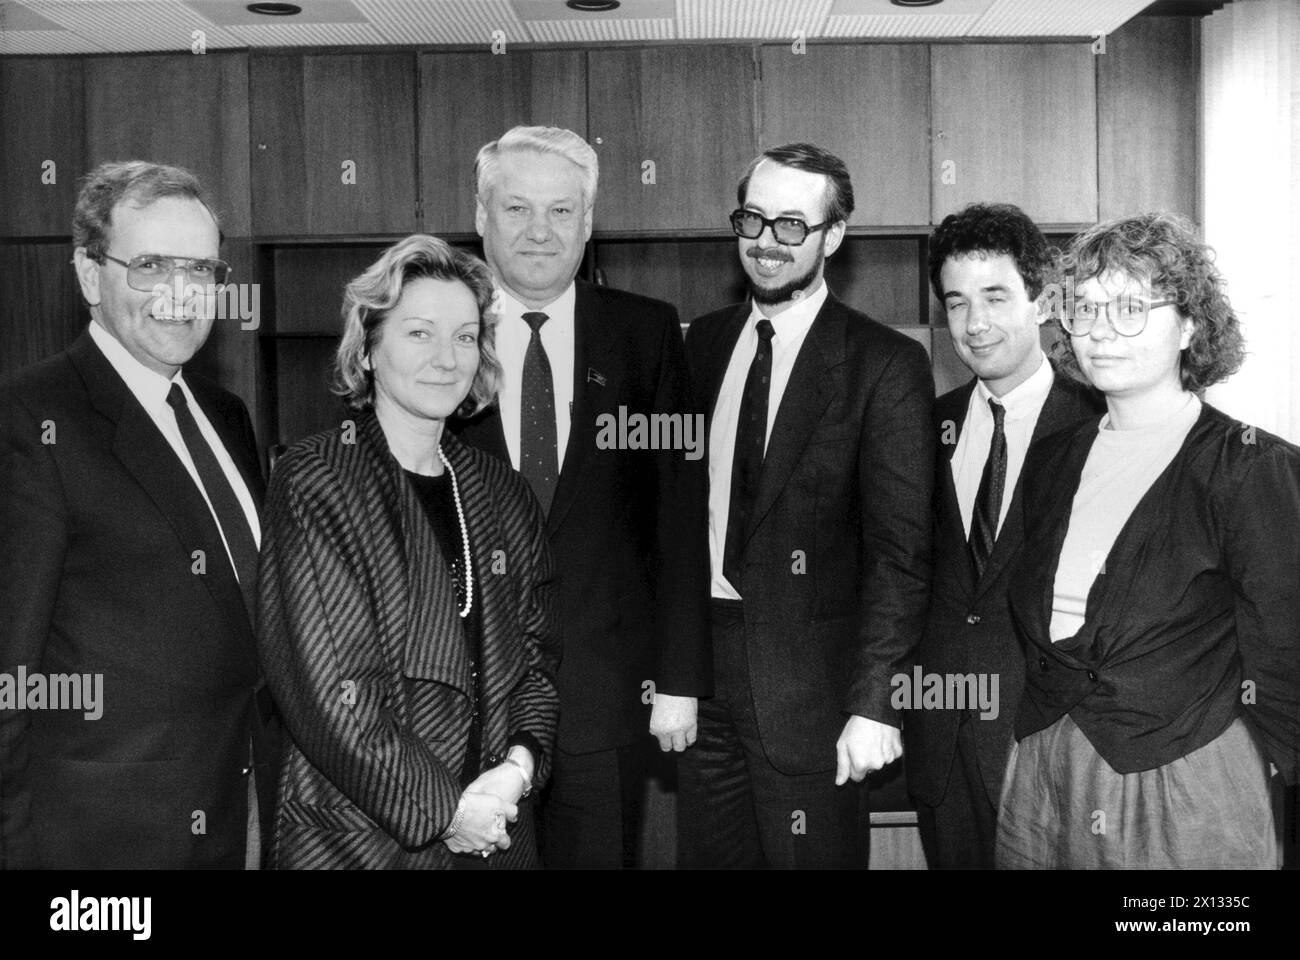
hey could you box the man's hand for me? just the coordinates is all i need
[649,693,697,752]
[834,715,901,785]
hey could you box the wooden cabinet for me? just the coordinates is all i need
[759,44,930,227]
[250,53,417,237]
[419,50,586,236]
[0,58,85,239]
[1098,17,1199,222]
[931,43,1097,225]
[587,46,757,233]
[84,53,251,237]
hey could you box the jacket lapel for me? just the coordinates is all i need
[69,333,255,650]
[935,380,977,591]
[745,296,842,543]
[547,280,625,536]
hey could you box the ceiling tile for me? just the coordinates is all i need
[676,0,834,40]
[357,0,526,45]
[525,18,676,42]
[970,0,1151,36]
[822,13,984,37]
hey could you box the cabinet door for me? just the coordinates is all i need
[1099,18,1199,222]
[931,44,1097,225]
[85,53,251,237]
[419,50,586,236]
[760,44,930,228]
[588,47,757,233]
[251,53,417,237]
[0,58,85,238]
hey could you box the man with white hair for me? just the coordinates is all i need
[455,126,711,867]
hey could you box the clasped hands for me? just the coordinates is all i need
[442,754,532,859]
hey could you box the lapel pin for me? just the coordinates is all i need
[588,368,606,387]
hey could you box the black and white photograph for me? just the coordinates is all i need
[0,0,1296,945]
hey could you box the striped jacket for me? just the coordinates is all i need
[257,410,560,868]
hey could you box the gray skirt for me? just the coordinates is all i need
[995,714,1279,869]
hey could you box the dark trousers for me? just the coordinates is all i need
[915,712,998,869]
[677,600,868,868]
[539,739,651,868]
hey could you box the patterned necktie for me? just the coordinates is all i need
[723,318,775,590]
[968,397,1007,580]
[166,383,259,623]
[519,311,558,513]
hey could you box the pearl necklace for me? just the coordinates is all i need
[436,445,473,618]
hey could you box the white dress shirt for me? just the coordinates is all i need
[88,321,261,576]
[492,284,577,472]
[708,281,830,599]
[950,351,1054,540]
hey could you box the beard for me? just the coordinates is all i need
[745,243,825,305]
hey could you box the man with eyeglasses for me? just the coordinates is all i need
[0,160,278,868]
[905,202,1103,869]
[678,142,935,867]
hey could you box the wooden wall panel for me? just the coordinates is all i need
[0,58,85,238]
[760,44,930,227]
[588,47,757,232]
[419,51,586,236]
[85,53,251,237]
[932,44,1097,225]
[251,53,416,236]
[1098,17,1200,222]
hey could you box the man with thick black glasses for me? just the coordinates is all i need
[678,142,936,867]
[0,160,277,868]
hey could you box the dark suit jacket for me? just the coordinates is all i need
[686,292,935,775]
[455,279,711,754]
[1010,401,1300,783]
[0,330,276,868]
[258,412,560,868]
[905,364,1103,809]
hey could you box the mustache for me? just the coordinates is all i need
[746,246,791,262]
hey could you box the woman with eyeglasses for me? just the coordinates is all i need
[996,213,1300,869]
[257,235,560,868]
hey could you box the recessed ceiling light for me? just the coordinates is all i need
[890,0,945,7]
[247,2,302,15]
[566,1,622,11]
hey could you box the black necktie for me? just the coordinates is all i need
[519,311,558,513]
[723,318,775,590]
[166,383,259,623]
[968,398,1007,580]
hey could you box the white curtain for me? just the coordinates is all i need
[1201,0,1300,443]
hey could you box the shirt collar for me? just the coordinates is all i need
[88,319,187,410]
[974,350,1053,421]
[746,279,829,343]
[495,282,576,330]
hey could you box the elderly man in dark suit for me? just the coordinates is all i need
[905,202,1102,869]
[678,142,935,868]
[454,126,711,868]
[0,161,276,869]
